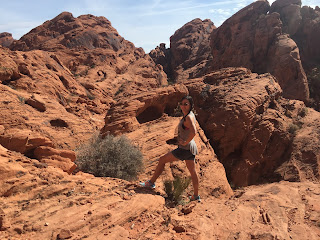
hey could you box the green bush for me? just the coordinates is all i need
[164,176,191,204]
[288,123,300,135]
[298,107,308,117]
[76,134,143,181]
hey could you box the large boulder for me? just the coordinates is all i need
[0,128,53,155]
[185,67,315,186]
[276,107,320,182]
[270,0,302,36]
[295,6,320,64]
[150,18,216,81]
[0,32,14,48]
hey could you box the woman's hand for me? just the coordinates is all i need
[178,137,188,146]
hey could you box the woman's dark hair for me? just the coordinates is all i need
[181,95,194,123]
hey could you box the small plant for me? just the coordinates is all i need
[76,134,144,181]
[85,89,95,100]
[164,176,191,205]
[288,123,300,135]
[307,66,320,99]
[298,107,308,117]
[115,83,125,96]
[57,92,67,106]
[200,84,210,100]
[17,95,25,104]
[172,104,183,117]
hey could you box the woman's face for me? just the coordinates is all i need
[180,99,191,113]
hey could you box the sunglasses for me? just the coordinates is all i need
[179,102,190,106]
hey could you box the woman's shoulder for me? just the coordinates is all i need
[187,111,196,119]
[188,111,195,116]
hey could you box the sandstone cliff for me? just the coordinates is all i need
[151,0,319,103]
[150,18,216,82]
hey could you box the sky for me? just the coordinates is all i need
[0,0,319,53]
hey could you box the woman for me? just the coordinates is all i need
[140,95,200,202]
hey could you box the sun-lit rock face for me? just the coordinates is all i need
[1,2,320,239]
[150,18,216,81]
[184,67,320,187]
[210,0,309,102]
[9,12,168,101]
[1,147,320,239]
[0,11,169,174]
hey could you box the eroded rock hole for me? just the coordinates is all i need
[164,103,180,117]
[50,119,68,128]
[136,106,163,124]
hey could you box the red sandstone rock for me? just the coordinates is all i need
[101,84,189,135]
[57,229,73,239]
[34,146,76,162]
[183,67,317,186]
[33,146,76,174]
[210,0,309,102]
[170,18,215,79]
[0,32,14,48]
[150,18,216,81]
[9,12,167,96]
[40,157,76,174]
[0,148,319,239]
[270,0,302,36]
[0,128,53,154]
[25,95,47,112]
[276,107,320,182]
[297,5,320,63]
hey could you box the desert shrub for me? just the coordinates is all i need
[298,107,308,117]
[307,66,320,99]
[164,176,191,205]
[17,95,25,104]
[288,123,300,135]
[85,89,95,100]
[76,134,143,181]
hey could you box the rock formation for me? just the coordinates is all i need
[1,146,319,239]
[210,0,309,102]
[0,32,14,48]
[9,12,168,99]
[270,0,320,109]
[183,67,319,187]
[150,18,216,81]
[151,1,311,103]
[270,0,303,36]
[0,11,169,173]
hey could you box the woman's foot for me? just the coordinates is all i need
[189,194,201,202]
[139,180,156,189]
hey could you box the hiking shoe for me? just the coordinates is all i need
[139,180,155,189]
[189,195,201,202]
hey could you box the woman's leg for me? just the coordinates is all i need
[150,152,178,183]
[185,160,199,196]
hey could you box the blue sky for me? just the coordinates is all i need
[0,0,319,53]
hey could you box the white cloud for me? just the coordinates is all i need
[140,0,245,16]
[209,8,232,17]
